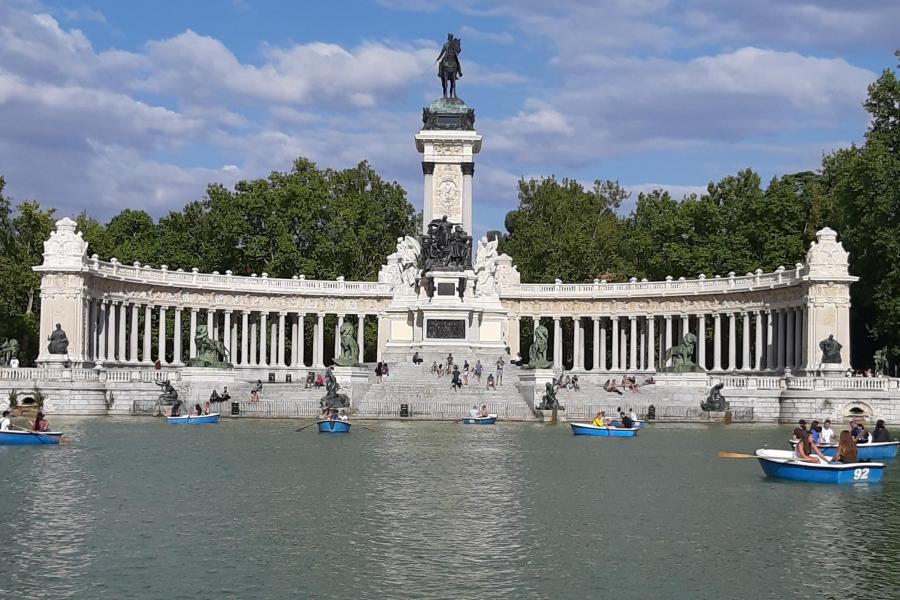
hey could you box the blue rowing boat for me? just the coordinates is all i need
[609,419,646,429]
[0,430,64,445]
[788,439,898,460]
[166,413,220,425]
[317,420,351,433]
[755,449,884,484]
[463,415,497,425]
[570,423,639,437]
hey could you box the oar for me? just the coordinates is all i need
[295,421,319,432]
[361,425,378,432]
[10,424,67,445]
[718,452,757,459]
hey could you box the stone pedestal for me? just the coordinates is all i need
[534,407,567,423]
[518,368,557,411]
[178,368,237,404]
[332,365,370,406]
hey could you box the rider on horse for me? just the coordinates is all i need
[436,33,462,99]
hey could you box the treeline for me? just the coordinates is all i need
[0,57,896,367]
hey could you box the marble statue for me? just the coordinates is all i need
[874,347,888,376]
[819,335,842,364]
[188,324,232,368]
[0,338,20,366]
[700,383,729,412]
[47,323,69,355]
[525,323,553,369]
[474,235,499,297]
[154,378,178,404]
[379,235,421,295]
[436,33,462,99]
[333,322,360,367]
[320,367,350,411]
[664,333,700,372]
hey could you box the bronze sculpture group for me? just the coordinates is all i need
[422,216,472,272]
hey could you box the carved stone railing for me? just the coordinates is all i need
[713,375,898,392]
[0,368,181,383]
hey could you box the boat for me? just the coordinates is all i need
[166,413,220,425]
[463,414,497,425]
[570,422,639,437]
[755,449,884,484]
[317,419,351,433]
[0,430,64,445]
[609,419,646,429]
[788,439,898,460]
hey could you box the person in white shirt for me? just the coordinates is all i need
[469,405,479,418]
[820,419,835,444]
[0,410,10,431]
[628,408,637,422]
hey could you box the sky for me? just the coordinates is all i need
[0,0,896,237]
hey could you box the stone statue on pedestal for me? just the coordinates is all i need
[333,322,360,367]
[819,335,842,364]
[422,216,472,272]
[47,323,69,355]
[0,338,20,366]
[436,33,462,99]
[474,235,499,297]
[874,347,888,376]
[188,324,232,368]
[525,323,553,369]
[664,333,701,372]
[538,381,562,410]
[320,367,350,411]
[700,383,728,412]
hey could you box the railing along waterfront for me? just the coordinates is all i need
[712,375,898,392]
[565,403,755,422]
[0,368,180,383]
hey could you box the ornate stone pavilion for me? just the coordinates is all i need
[3,95,896,422]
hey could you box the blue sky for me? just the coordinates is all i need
[1,0,897,237]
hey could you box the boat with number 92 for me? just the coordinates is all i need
[755,449,884,484]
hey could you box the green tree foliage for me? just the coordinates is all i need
[823,56,900,361]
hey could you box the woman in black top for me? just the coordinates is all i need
[873,420,891,443]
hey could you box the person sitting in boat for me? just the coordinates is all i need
[469,405,479,418]
[832,430,858,464]
[592,411,607,427]
[194,403,203,416]
[872,420,891,443]
[793,428,828,464]
[798,419,808,432]
[32,411,49,432]
[479,404,490,418]
[628,408,637,422]
[809,420,821,443]
[329,409,340,421]
[203,401,212,415]
[820,419,835,444]
[338,410,349,421]
[621,411,635,428]
[0,410,10,431]
[853,422,870,443]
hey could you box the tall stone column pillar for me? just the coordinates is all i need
[357,314,366,363]
[316,313,325,368]
[157,306,167,365]
[298,313,306,367]
[785,309,795,373]
[223,310,232,361]
[713,313,722,371]
[765,309,775,371]
[664,315,673,368]
[697,314,706,370]
[172,308,183,365]
[572,317,582,370]
[620,327,628,370]
[278,312,287,366]
[207,309,215,340]
[741,312,751,371]
[507,316,520,360]
[592,317,600,370]
[129,303,139,363]
[727,313,736,371]
[250,317,258,366]
[290,314,299,367]
[188,308,198,360]
[259,313,268,367]
[794,308,803,371]
[89,300,98,362]
[98,301,108,362]
[680,314,689,345]
[117,302,127,363]
[776,309,786,372]
[754,310,764,371]
[240,311,249,366]
[639,318,646,371]
[553,317,562,369]
[629,316,638,371]
[600,317,607,370]
[647,316,656,371]
[106,301,117,362]
[334,315,344,360]
[143,305,153,364]
[611,317,619,370]
[270,321,278,367]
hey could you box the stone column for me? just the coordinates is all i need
[794,308,803,371]
[639,318,646,371]
[741,312,751,371]
[98,301,108,362]
[572,317,582,370]
[629,316,638,371]
[129,303,139,363]
[106,301,117,362]
[647,316,656,371]
[421,162,434,233]
[231,321,238,364]
[664,315,673,368]
[592,317,600,370]
[727,313,736,371]
[713,313,722,371]
[144,305,153,364]
[270,321,278,367]
[620,327,628,370]
[291,314,300,367]
[553,317,562,368]
[611,317,619,370]
[278,312,287,367]
[765,309,775,371]
[259,313,268,367]
[240,311,249,366]
[298,313,306,368]
[680,314,689,345]
[754,310,764,371]
[250,318,258,366]
[188,308,198,360]
[173,308,183,365]
[334,315,344,360]
[785,309,795,373]
[207,309,215,340]
[508,316,520,360]
[223,310,232,361]
[357,314,365,363]
[776,309,786,372]
[316,313,325,368]
[116,302,126,362]
[157,306,167,365]
[697,314,706,370]
[88,300,98,362]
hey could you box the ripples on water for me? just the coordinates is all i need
[3,419,900,599]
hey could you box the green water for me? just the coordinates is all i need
[2,418,900,600]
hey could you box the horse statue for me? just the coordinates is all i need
[187,324,232,368]
[333,322,360,367]
[436,33,462,100]
[525,323,553,369]
[664,333,700,372]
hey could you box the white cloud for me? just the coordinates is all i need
[459,25,514,45]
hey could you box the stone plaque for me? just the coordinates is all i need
[427,319,465,339]
[437,282,456,296]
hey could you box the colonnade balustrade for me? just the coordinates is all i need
[522,305,809,373]
[83,299,370,369]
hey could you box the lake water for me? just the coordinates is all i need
[2,418,900,600]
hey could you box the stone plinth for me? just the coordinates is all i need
[518,368,557,411]
[534,407,567,423]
